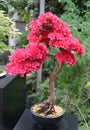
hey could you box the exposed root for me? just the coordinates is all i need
[36,101,56,116]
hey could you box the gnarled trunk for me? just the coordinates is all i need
[36,62,64,116]
[49,62,64,105]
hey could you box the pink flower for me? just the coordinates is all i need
[48,33,85,55]
[56,50,76,66]
[6,12,85,77]
[6,43,48,77]
[27,12,71,45]
[25,43,48,61]
[48,32,69,49]
[67,36,85,55]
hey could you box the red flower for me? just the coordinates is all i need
[6,43,48,77]
[56,50,76,66]
[25,43,48,61]
[6,12,85,77]
[27,12,71,45]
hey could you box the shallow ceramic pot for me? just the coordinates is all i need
[30,105,65,128]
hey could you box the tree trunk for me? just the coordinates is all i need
[49,63,64,105]
[35,62,64,115]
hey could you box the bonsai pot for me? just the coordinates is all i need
[30,104,65,128]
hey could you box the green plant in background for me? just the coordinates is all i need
[16,31,29,48]
[0,10,13,53]
[2,0,39,23]
[85,82,90,89]
[0,10,20,66]
[42,47,58,80]
[0,10,12,40]
[26,78,49,107]
[0,0,11,13]
[0,9,21,55]
[0,41,11,53]
[26,72,37,93]
[83,82,90,106]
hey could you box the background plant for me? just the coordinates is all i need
[0,10,14,53]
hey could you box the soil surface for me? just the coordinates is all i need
[32,104,64,117]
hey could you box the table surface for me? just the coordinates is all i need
[13,109,78,130]
[0,66,15,89]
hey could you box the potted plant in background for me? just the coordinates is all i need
[0,10,12,76]
[6,12,85,127]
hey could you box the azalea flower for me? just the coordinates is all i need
[6,12,85,77]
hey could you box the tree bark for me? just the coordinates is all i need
[49,63,64,105]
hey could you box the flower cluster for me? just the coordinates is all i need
[27,12,85,66]
[27,12,71,44]
[56,50,76,66]
[6,12,85,76]
[6,43,48,77]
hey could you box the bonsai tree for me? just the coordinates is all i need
[6,12,85,115]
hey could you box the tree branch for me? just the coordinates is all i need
[46,53,56,57]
